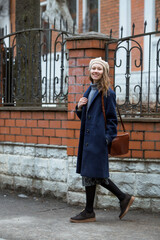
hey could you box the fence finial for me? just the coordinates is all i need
[60,16,62,31]
[156,18,159,31]
[5,26,7,35]
[132,23,135,36]
[144,21,147,33]
[66,20,68,32]
[73,23,76,34]
[54,18,56,30]
[121,26,123,38]
[110,29,112,38]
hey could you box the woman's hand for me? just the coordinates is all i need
[78,97,88,109]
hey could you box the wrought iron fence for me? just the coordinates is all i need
[1,18,160,117]
[0,22,75,107]
[106,20,160,117]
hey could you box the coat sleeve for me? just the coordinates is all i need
[75,105,82,119]
[105,90,118,144]
[75,86,90,120]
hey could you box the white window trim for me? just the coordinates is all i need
[0,0,10,40]
[144,0,156,71]
[119,0,131,38]
[76,0,79,30]
[82,0,86,32]
[144,0,155,32]
[98,0,101,32]
[116,0,131,74]
[83,0,100,32]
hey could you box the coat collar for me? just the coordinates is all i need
[83,86,99,112]
[83,86,91,98]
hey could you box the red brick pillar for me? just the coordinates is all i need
[66,32,115,156]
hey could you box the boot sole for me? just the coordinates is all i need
[70,217,96,223]
[119,196,135,220]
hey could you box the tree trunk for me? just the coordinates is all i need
[15,0,41,106]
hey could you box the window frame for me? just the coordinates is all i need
[83,0,100,32]
[40,0,79,32]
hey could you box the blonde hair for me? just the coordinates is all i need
[89,65,110,96]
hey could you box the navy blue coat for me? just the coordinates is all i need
[76,86,117,179]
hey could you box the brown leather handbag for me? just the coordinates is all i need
[101,94,129,157]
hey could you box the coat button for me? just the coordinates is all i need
[85,143,88,147]
[88,115,91,119]
[86,129,90,133]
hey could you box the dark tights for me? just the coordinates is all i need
[85,185,96,213]
[85,179,126,213]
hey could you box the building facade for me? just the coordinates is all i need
[0,0,160,212]
[0,0,160,36]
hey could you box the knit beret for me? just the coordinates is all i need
[89,57,109,74]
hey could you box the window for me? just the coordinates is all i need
[66,0,77,26]
[41,0,78,32]
[83,0,100,32]
[0,0,9,35]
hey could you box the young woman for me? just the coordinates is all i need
[70,57,135,223]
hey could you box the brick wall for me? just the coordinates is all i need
[155,0,160,35]
[131,0,144,71]
[0,110,67,146]
[10,0,16,32]
[78,0,83,33]
[156,0,160,22]
[117,120,160,159]
[131,0,144,35]
[100,0,119,37]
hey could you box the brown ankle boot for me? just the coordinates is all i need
[119,194,135,219]
[70,209,96,223]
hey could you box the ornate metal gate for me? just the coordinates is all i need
[105,23,160,117]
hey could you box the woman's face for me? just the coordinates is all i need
[90,63,104,83]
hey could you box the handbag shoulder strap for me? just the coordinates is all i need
[101,93,126,132]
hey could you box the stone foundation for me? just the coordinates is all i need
[0,142,160,212]
[68,156,160,212]
[0,142,68,200]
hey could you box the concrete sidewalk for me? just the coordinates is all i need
[0,190,160,240]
